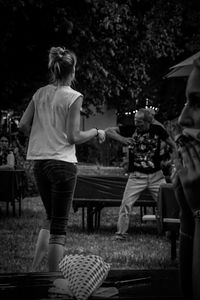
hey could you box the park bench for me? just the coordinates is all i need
[73,175,156,232]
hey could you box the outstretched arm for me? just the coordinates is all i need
[105,127,133,145]
[165,136,177,154]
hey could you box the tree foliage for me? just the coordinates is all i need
[0,0,200,120]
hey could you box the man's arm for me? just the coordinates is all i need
[165,136,177,153]
[155,123,177,153]
[105,127,133,145]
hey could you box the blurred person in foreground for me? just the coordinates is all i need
[0,134,15,169]
[19,46,105,272]
[173,56,200,300]
[105,108,176,240]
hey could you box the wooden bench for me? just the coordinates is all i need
[73,175,156,232]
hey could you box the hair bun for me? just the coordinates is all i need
[49,47,66,61]
[48,46,76,82]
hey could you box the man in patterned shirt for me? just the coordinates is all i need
[106,108,176,240]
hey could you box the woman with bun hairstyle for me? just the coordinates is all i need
[19,46,105,271]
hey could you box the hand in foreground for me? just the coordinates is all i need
[175,140,200,213]
[97,129,106,144]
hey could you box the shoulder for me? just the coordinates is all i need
[35,85,50,94]
[61,87,83,107]
[32,85,51,101]
[65,87,83,98]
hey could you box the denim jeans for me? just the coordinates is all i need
[117,170,166,235]
[33,160,77,245]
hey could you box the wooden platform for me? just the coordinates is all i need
[0,269,183,299]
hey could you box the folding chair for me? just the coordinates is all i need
[158,183,180,260]
[142,183,180,260]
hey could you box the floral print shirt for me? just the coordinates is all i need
[119,124,169,173]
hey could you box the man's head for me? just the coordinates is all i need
[134,109,152,132]
[146,107,155,119]
[178,57,200,132]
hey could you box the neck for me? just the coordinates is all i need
[54,78,71,87]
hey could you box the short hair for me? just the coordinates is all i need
[146,107,155,116]
[48,46,77,83]
[135,108,152,123]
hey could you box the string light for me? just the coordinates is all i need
[145,105,159,112]
[118,106,159,116]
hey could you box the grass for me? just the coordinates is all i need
[0,196,178,273]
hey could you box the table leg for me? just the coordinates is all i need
[6,200,9,216]
[140,206,143,222]
[18,195,21,217]
[12,198,16,217]
[170,231,177,261]
[97,210,101,229]
[87,205,94,232]
[82,207,85,230]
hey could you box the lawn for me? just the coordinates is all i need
[0,196,178,273]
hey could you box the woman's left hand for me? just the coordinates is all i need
[97,130,106,144]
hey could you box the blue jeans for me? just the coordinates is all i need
[33,160,77,245]
[117,170,166,235]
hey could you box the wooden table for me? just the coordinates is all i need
[0,169,25,216]
[0,269,183,299]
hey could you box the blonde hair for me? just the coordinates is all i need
[48,47,77,84]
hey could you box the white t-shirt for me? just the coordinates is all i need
[26,84,82,163]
